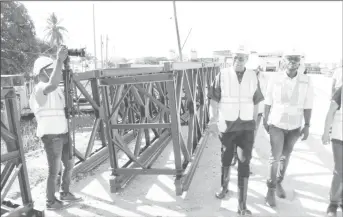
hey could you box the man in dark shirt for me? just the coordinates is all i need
[322,86,342,217]
[208,46,264,216]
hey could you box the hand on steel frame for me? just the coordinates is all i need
[300,125,310,140]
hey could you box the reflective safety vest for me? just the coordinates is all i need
[268,73,310,130]
[332,90,343,141]
[218,67,258,122]
[29,83,68,137]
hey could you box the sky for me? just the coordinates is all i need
[22,1,342,63]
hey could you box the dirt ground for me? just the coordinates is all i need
[5,75,343,217]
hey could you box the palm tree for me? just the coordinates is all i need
[44,13,68,48]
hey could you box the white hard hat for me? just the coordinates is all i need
[32,56,55,76]
[233,45,250,55]
[283,49,303,57]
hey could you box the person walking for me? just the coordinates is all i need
[208,45,264,216]
[29,46,82,210]
[322,86,343,217]
[263,50,314,207]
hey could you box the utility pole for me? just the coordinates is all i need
[173,0,183,62]
[106,35,109,68]
[100,35,103,68]
[92,4,97,69]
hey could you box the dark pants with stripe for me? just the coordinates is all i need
[219,130,254,177]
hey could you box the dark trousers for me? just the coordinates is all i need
[267,125,301,187]
[219,130,254,177]
[41,133,74,202]
[330,139,343,205]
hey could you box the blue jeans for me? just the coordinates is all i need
[330,139,343,205]
[267,125,301,187]
[41,133,74,202]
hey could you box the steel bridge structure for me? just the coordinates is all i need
[0,61,220,216]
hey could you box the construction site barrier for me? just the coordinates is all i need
[1,87,44,217]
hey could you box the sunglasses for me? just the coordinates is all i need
[233,56,248,62]
[285,56,301,63]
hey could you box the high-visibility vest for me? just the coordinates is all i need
[29,83,68,137]
[218,67,258,122]
[268,73,310,130]
[332,90,342,141]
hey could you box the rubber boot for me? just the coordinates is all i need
[237,176,252,216]
[215,167,230,199]
[276,182,286,198]
[326,203,338,217]
[265,187,276,207]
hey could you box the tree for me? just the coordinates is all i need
[44,12,68,47]
[36,37,57,57]
[1,1,38,75]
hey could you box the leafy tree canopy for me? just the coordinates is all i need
[1,1,38,75]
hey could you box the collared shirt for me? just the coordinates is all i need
[208,68,264,132]
[264,70,314,130]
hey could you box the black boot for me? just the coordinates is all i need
[215,167,230,199]
[237,176,252,216]
[327,203,338,217]
[276,182,286,199]
[265,187,276,207]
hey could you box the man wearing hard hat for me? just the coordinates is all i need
[208,45,264,216]
[322,86,342,217]
[263,50,313,207]
[29,46,82,210]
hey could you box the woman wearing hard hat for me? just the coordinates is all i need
[29,46,82,210]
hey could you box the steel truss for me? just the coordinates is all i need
[1,87,44,217]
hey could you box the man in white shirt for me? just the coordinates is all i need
[29,46,81,210]
[263,50,314,207]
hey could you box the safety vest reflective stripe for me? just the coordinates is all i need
[36,108,65,118]
[221,98,252,103]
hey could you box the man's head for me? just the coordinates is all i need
[282,50,303,73]
[32,56,55,83]
[232,45,249,72]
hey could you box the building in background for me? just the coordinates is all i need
[212,50,232,68]
[190,49,198,61]
[305,62,321,74]
[258,52,283,72]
